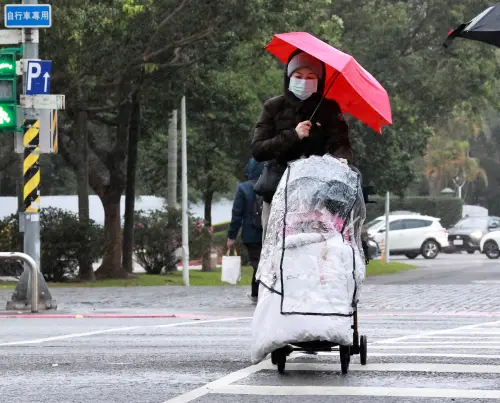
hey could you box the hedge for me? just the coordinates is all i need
[366,196,463,228]
[0,208,104,282]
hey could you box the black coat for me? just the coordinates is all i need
[251,51,351,166]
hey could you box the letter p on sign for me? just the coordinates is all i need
[26,60,52,95]
[27,62,41,92]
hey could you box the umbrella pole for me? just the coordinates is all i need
[309,71,340,121]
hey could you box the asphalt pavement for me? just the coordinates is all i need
[2,253,500,403]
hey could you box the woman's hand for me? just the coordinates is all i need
[296,121,312,139]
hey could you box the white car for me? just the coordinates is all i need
[368,214,448,260]
[480,231,500,259]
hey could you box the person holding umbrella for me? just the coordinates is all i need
[252,49,352,239]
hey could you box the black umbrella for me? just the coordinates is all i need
[444,4,500,48]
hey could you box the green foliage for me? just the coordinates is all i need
[40,208,104,282]
[366,196,463,228]
[0,216,23,277]
[329,0,500,194]
[134,209,181,274]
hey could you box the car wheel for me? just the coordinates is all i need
[421,240,439,259]
[467,249,475,255]
[405,252,419,259]
[484,241,500,259]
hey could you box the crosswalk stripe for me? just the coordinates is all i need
[283,362,500,373]
[210,385,500,399]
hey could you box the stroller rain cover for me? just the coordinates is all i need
[251,155,367,364]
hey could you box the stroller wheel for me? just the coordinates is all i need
[271,351,277,365]
[274,349,287,374]
[360,335,368,365]
[340,345,350,374]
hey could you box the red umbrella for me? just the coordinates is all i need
[266,32,392,134]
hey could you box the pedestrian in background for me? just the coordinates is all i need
[227,158,265,304]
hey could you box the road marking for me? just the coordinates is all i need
[373,320,500,344]
[163,319,500,402]
[320,352,500,359]
[0,317,251,346]
[162,359,276,403]
[285,362,500,373]
[210,385,500,399]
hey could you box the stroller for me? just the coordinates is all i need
[250,155,367,374]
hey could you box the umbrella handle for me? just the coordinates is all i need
[309,71,340,121]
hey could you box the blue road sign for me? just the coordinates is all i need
[26,60,52,95]
[4,4,52,28]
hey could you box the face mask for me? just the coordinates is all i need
[289,77,318,100]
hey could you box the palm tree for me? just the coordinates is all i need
[450,141,488,199]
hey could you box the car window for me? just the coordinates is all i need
[389,220,404,231]
[455,217,489,228]
[404,219,432,229]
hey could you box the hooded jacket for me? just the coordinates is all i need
[251,49,351,166]
[227,158,265,244]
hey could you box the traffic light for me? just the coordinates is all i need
[0,51,17,131]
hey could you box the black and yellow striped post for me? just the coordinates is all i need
[23,119,40,213]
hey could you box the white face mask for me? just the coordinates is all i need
[289,77,318,100]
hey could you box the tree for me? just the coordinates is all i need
[329,0,500,195]
[42,0,262,278]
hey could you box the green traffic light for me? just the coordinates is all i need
[0,104,16,130]
[0,53,15,77]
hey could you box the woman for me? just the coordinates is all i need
[252,50,352,239]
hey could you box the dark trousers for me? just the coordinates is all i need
[245,243,262,297]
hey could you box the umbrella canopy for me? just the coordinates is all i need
[444,4,500,48]
[266,32,392,134]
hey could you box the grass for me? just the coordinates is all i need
[0,261,414,289]
[366,260,415,276]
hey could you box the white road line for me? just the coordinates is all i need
[163,319,500,402]
[314,351,500,359]
[0,317,251,346]
[373,320,500,344]
[313,351,500,358]
[210,385,500,399]
[390,341,500,345]
[162,359,275,403]
[285,362,500,373]
[371,345,500,350]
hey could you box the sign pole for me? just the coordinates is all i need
[384,191,390,264]
[7,0,55,311]
[181,96,189,286]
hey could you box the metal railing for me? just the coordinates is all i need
[0,252,38,313]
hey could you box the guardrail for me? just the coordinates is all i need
[0,252,38,313]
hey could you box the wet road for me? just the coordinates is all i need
[2,254,500,402]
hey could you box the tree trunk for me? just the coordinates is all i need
[76,109,94,281]
[201,189,214,272]
[167,110,178,209]
[96,190,126,279]
[204,189,214,227]
[122,90,141,274]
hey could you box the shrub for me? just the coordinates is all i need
[134,209,181,274]
[0,216,23,277]
[40,208,104,282]
[189,217,214,260]
[366,196,463,228]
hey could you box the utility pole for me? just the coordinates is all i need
[167,109,178,209]
[4,0,58,310]
[384,191,390,264]
[181,97,189,286]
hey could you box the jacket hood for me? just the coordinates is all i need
[284,49,326,110]
[245,158,264,181]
